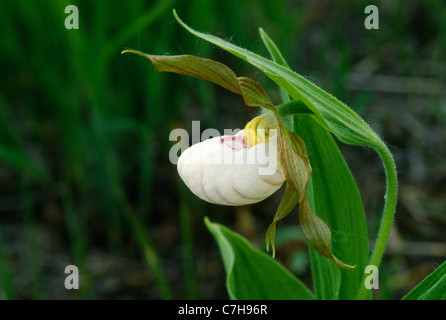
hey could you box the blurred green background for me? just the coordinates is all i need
[0,0,445,299]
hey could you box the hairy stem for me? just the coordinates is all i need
[356,141,398,299]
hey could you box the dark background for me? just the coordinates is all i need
[0,0,445,299]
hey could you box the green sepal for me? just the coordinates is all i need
[265,183,300,258]
[298,194,356,270]
[123,43,355,270]
[122,51,242,94]
[279,127,311,193]
[278,124,355,270]
[121,50,275,110]
[237,77,274,110]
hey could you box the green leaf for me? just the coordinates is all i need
[172,14,395,299]
[402,261,446,300]
[277,123,354,270]
[278,100,314,118]
[261,25,368,286]
[307,235,341,300]
[173,9,381,148]
[204,217,314,300]
[260,29,351,272]
[123,46,350,269]
[294,116,370,299]
[259,28,290,69]
[258,27,292,105]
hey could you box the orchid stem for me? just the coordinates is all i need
[356,140,398,299]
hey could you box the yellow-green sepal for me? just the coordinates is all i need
[265,183,300,258]
[122,50,276,110]
[278,127,355,269]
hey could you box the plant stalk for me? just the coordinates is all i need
[356,141,398,299]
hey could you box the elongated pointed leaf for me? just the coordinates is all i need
[171,15,386,297]
[403,261,446,300]
[294,116,370,299]
[259,28,290,69]
[279,124,354,270]
[260,29,352,272]
[205,217,314,300]
[173,9,381,148]
[260,28,370,298]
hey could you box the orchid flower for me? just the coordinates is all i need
[122,50,354,269]
[177,113,285,206]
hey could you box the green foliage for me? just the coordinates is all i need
[173,10,382,148]
[123,48,359,271]
[261,28,370,297]
[205,218,314,300]
[173,10,444,301]
[403,261,446,300]
[0,0,444,300]
[173,11,388,299]
[293,116,370,299]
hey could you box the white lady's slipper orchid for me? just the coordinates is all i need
[177,128,285,206]
[123,48,354,268]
